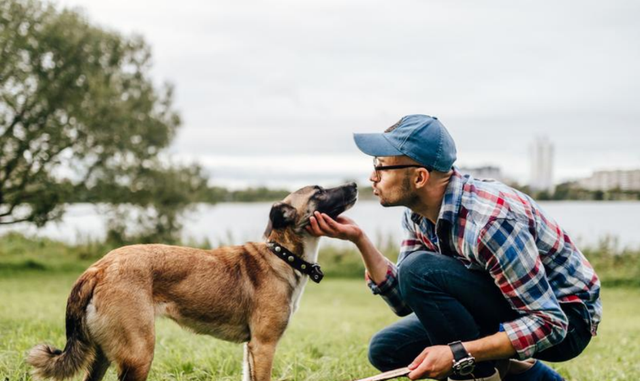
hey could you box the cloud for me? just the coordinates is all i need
[56,0,640,186]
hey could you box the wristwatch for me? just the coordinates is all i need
[448,340,475,376]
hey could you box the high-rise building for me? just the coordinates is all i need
[529,136,555,193]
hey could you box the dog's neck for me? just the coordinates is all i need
[300,234,320,264]
[266,230,323,283]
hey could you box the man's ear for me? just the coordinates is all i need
[414,168,430,189]
[263,202,297,238]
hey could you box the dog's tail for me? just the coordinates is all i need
[27,268,101,380]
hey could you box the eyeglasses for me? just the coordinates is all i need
[372,157,431,180]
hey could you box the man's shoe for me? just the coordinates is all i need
[503,360,564,381]
[448,369,501,381]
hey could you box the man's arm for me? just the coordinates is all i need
[306,211,413,316]
[476,219,569,359]
[406,332,516,380]
[464,331,516,361]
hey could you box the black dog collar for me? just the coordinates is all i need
[266,242,324,283]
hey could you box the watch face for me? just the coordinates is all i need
[455,358,476,376]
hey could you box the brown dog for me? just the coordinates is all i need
[28,183,358,381]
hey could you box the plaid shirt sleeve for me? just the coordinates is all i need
[364,210,418,317]
[477,218,569,359]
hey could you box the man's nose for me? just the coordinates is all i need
[369,170,378,183]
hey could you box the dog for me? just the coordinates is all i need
[27,183,358,381]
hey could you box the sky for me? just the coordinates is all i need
[55,0,640,189]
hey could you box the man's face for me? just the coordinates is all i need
[369,156,420,208]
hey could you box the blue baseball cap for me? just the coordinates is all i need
[353,114,457,172]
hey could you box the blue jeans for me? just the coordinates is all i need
[368,251,592,372]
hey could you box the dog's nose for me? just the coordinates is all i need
[348,182,358,190]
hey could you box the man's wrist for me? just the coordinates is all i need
[448,341,475,376]
[351,229,367,246]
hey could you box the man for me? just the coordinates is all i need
[306,115,601,381]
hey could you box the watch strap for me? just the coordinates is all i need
[448,340,475,376]
[448,340,469,362]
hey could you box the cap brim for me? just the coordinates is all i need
[353,133,404,157]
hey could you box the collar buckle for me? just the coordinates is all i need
[309,264,324,283]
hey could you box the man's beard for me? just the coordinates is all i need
[379,176,419,208]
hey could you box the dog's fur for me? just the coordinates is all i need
[27,183,358,381]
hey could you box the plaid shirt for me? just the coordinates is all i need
[367,168,602,359]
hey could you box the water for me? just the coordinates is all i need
[1,201,639,250]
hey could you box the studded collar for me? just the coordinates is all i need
[266,241,324,283]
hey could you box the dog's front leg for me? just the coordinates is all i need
[242,343,252,381]
[242,340,277,381]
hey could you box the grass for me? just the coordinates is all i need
[1,271,639,381]
[1,232,639,380]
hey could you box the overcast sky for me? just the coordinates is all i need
[56,0,640,189]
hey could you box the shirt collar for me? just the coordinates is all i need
[410,166,465,226]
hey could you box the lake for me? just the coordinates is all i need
[1,201,639,251]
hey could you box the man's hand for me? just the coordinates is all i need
[306,211,362,243]
[307,212,391,284]
[407,345,454,380]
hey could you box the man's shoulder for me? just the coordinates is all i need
[460,177,536,223]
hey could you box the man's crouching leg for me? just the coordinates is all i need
[368,314,432,371]
[394,251,514,379]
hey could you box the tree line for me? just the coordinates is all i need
[515,182,640,201]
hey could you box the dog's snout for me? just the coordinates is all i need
[308,183,358,219]
[339,182,357,192]
[344,182,358,199]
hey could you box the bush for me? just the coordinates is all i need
[0,232,112,274]
[582,236,640,287]
[1,232,638,288]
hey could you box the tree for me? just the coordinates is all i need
[98,163,209,245]
[0,0,207,241]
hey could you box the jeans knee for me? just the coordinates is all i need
[398,252,442,299]
[368,330,398,371]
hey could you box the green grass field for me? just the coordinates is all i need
[1,272,639,381]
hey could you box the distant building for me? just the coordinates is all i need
[578,170,640,191]
[459,166,504,182]
[530,136,555,193]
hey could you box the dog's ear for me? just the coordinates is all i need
[263,202,297,238]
